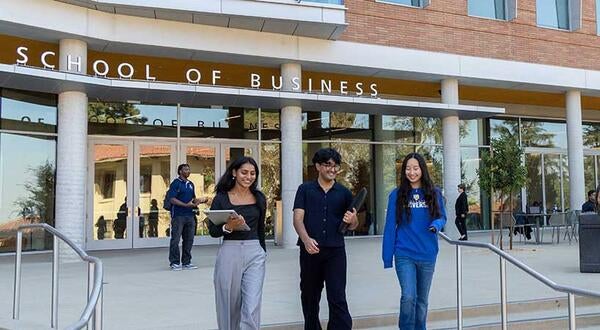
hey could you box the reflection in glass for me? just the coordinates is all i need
[584,155,596,193]
[460,119,485,146]
[490,118,518,142]
[537,0,569,30]
[0,133,56,252]
[88,102,177,137]
[561,154,570,211]
[138,145,172,238]
[583,123,600,149]
[415,117,442,145]
[416,145,444,190]
[468,0,506,19]
[380,0,420,6]
[1,89,57,133]
[93,144,128,240]
[186,146,216,236]
[181,107,258,139]
[526,153,543,211]
[303,111,372,140]
[261,143,281,238]
[460,147,490,230]
[260,109,281,141]
[544,154,562,212]
[521,120,566,148]
[378,116,414,143]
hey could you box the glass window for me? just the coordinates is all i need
[489,118,519,142]
[525,153,543,211]
[377,115,414,143]
[521,119,567,149]
[537,0,569,30]
[88,102,177,137]
[0,133,56,252]
[468,0,506,19]
[380,0,423,7]
[597,0,600,34]
[302,111,372,141]
[260,109,281,141]
[583,123,600,149]
[1,89,57,133]
[261,143,281,239]
[414,117,442,145]
[584,155,596,193]
[180,106,257,139]
[460,119,485,146]
[460,147,492,230]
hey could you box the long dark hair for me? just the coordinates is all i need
[595,184,600,214]
[396,152,441,224]
[215,157,260,194]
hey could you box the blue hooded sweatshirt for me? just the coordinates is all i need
[382,187,447,268]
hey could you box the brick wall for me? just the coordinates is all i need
[341,0,600,71]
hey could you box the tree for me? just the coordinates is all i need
[477,135,528,249]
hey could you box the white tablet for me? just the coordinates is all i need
[203,209,238,226]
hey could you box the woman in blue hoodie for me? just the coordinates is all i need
[382,152,447,330]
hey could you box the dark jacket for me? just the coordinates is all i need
[455,192,468,218]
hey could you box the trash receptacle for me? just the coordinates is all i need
[579,213,600,273]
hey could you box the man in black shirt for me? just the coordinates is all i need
[455,184,468,241]
[582,190,596,213]
[293,148,358,330]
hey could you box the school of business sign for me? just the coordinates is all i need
[15,47,380,97]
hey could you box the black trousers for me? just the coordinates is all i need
[168,216,195,266]
[455,217,468,237]
[299,246,352,330]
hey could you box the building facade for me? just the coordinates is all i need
[1,0,599,254]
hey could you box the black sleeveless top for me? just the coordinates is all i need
[208,191,266,251]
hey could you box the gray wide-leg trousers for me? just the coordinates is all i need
[214,240,266,330]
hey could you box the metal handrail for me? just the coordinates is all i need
[438,231,600,330]
[12,223,103,330]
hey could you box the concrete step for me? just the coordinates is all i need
[0,316,52,330]
[260,296,600,330]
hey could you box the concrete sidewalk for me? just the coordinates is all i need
[1,232,599,329]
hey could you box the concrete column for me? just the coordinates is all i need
[441,79,460,238]
[280,63,303,248]
[566,90,585,210]
[56,39,88,259]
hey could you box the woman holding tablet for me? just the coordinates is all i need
[208,156,267,330]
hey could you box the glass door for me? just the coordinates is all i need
[182,142,221,245]
[87,139,134,250]
[132,141,176,248]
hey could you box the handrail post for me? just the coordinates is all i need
[51,236,59,329]
[568,293,576,330]
[12,230,23,320]
[500,256,508,330]
[456,245,463,330]
[95,283,103,330]
[87,263,94,329]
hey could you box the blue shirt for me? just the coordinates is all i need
[382,187,447,268]
[293,180,353,247]
[167,177,196,217]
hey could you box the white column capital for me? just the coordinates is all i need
[59,39,87,74]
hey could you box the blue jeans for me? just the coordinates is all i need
[394,256,436,330]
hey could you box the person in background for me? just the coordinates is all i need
[208,157,267,330]
[455,183,468,241]
[167,164,208,271]
[148,199,159,237]
[582,190,596,213]
[382,152,447,330]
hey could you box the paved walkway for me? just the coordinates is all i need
[1,231,599,329]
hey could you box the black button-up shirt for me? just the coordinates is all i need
[293,180,353,247]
